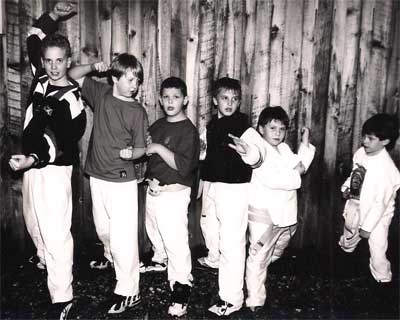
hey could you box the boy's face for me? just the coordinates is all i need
[213,89,241,118]
[112,69,140,100]
[362,133,389,156]
[159,87,188,121]
[41,46,71,85]
[258,119,287,147]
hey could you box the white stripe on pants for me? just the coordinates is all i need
[200,181,220,264]
[245,210,295,307]
[22,165,73,303]
[208,182,249,306]
[90,177,140,296]
[146,187,192,285]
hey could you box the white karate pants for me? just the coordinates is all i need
[206,182,249,306]
[339,199,393,282]
[199,181,220,265]
[22,165,73,303]
[90,177,140,296]
[146,187,192,285]
[246,207,296,307]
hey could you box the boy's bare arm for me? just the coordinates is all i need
[146,143,178,170]
[68,62,109,87]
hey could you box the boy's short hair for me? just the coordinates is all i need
[257,106,290,131]
[109,53,144,84]
[213,77,241,99]
[160,77,187,96]
[160,77,188,109]
[362,113,399,150]
[41,33,71,58]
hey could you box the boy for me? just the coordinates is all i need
[68,54,148,314]
[339,113,400,283]
[199,77,264,316]
[9,2,86,319]
[229,106,315,311]
[135,77,199,317]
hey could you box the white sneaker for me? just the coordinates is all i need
[145,261,167,272]
[168,302,187,317]
[208,299,241,316]
[139,261,146,273]
[197,257,219,269]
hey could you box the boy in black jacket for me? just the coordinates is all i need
[9,2,86,319]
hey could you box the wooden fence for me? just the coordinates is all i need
[1,0,399,256]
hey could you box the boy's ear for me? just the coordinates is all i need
[183,96,189,106]
[212,97,218,106]
[111,75,117,84]
[66,57,72,68]
[258,125,264,136]
[381,138,390,147]
[158,96,163,106]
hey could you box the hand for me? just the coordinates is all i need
[228,133,249,155]
[301,127,310,145]
[342,187,351,200]
[92,62,109,73]
[146,143,159,156]
[294,161,305,175]
[120,146,133,160]
[359,229,371,239]
[9,155,35,171]
[52,2,76,19]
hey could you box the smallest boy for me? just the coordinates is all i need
[339,113,400,284]
[137,77,200,317]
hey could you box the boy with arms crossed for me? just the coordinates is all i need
[136,77,199,317]
[339,113,400,284]
[68,54,148,314]
[199,77,264,316]
[230,106,315,311]
[9,2,86,319]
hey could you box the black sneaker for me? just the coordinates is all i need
[48,300,73,320]
[89,257,113,270]
[107,293,141,314]
[168,282,190,317]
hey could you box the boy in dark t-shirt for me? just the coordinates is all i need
[69,54,148,315]
[137,77,200,317]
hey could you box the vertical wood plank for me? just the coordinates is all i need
[354,0,393,151]
[231,0,244,79]
[197,0,215,132]
[142,0,159,125]
[185,0,200,124]
[241,0,256,118]
[268,0,286,108]
[98,0,112,64]
[214,0,228,79]
[111,0,128,58]
[249,0,273,126]
[281,0,304,147]
[128,0,142,60]
[170,0,187,79]
[158,0,171,80]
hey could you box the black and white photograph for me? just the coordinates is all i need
[0,0,399,319]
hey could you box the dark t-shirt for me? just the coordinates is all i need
[146,118,200,187]
[82,78,148,182]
